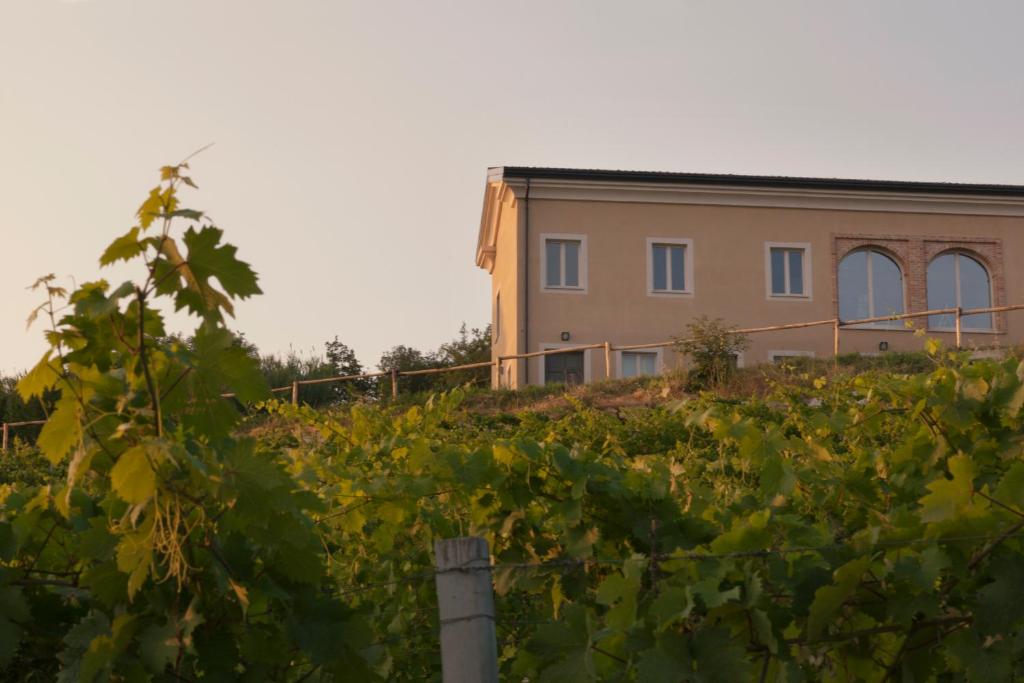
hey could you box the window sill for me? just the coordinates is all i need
[542,286,587,294]
[648,290,693,298]
[927,327,1002,335]
[767,293,811,301]
[841,323,916,332]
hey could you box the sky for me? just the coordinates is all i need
[3,0,1024,374]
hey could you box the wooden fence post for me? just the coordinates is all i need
[2,423,8,453]
[955,307,963,349]
[291,380,299,406]
[434,537,499,683]
[833,318,840,366]
[604,341,612,380]
[391,368,399,399]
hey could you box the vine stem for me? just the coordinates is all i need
[758,651,771,683]
[136,286,162,437]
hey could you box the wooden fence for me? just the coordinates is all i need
[4,303,1024,451]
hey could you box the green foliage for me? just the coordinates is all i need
[1,163,368,681]
[257,344,358,407]
[9,161,1024,680]
[378,323,491,396]
[675,316,750,390]
[257,348,1024,681]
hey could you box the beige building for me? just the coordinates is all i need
[475,167,1024,388]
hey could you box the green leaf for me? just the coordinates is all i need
[138,620,178,673]
[919,453,975,523]
[0,617,22,664]
[993,462,1024,511]
[17,351,60,401]
[110,445,157,504]
[183,225,261,301]
[81,635,116,682]
[57,611,111,683]
[807,556,870,639]
[595,558,645,632]
[100,227,144,266]
[529,604,596,682]
[710,509,771,554]
[649,586,693,632]
[37,395,82,465]
[688,627,753,682]
[116,513,155,600]
[637,632,690,682]
[972,556,1024,635]
[760,456,795,498]
[0,586,30,624]
[166,208,204,221]
[944,629,1013,681]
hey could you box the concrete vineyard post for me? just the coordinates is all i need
[434,537,499,683]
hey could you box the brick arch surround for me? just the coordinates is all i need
[832,234,1006,331]
[923,240,1006,330]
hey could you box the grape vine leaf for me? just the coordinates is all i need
[36,396,82,465]
[807,556,870,639]
[99,227,144,266]
[110,446,157,505]
[919,453,975,523]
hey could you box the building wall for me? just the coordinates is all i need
[509,197,1024,384]
[489,188,522,387]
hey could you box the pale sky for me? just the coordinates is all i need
[3,0,1023,374]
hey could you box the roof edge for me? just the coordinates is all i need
[488,166,1024,198]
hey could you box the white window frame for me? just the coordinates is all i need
[616,348,664,378]
[537,342,592,385]
[768,350,816,363]
[765,242,812,301]
[540,233,588,293]
[927,251,996,333]
[646,237,694,297]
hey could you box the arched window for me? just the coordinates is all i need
[927,252,993,330]
[838,248,905,326]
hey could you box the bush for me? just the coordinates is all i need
[675,315,750,390]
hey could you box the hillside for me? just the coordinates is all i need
[6,166,1024,681]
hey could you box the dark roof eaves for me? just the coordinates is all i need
[492,166,1024,198]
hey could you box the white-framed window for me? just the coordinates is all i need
[541,233,587,292]
[618,349,662,378]
[927,251,994,331]
[837,248,905,328]
[646,237,693,296]
[768,350,816,364]
[537,343,592,385]
[765,242,811,300]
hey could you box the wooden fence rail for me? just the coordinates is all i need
[4,302,1024,450]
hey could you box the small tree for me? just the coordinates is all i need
[433,323,491,389]
[675,316,750,390]
[377,344,435,395]
[325,336,373,397]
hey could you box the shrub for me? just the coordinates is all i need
[675,315,750,390]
